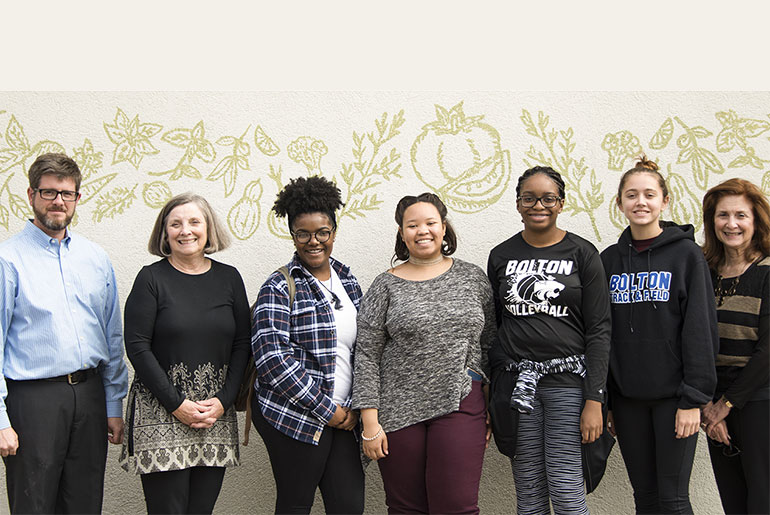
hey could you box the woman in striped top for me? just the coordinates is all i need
[701,178,769,515]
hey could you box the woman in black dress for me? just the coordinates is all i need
[121,193,251,514]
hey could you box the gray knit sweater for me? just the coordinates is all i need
[352,258,496,433]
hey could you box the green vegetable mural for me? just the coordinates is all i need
[522,109,604,240]
[601,110,770,235]
[0,99,767,244]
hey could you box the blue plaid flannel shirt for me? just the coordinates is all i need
[252,254,363,445]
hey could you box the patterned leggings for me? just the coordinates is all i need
[512,387,588,515]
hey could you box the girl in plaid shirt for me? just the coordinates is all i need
[251,177,365,514]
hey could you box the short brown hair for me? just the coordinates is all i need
[28,153,82,190]
[148,193,231,257]
[393,192,457,263]
[702,178,770,270]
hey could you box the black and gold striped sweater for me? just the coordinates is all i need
[711,255,770,407]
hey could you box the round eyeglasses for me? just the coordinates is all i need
[517,195,561,208]
[291,229,333,244]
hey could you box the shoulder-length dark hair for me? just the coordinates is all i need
[702,178,770,270]
[393,192,457,263]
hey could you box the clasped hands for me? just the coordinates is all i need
[172,398,225,429]
[328,405,358,431]
[700,400,731,445]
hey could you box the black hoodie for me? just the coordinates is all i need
[600,223,718,409]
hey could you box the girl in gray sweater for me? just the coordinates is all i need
[352,193,495,515]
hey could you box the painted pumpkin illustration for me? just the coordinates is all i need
[411,102,510,213]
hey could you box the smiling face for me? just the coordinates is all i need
[714,194,755,256]
[618,171,669,234]
[27,174,79,239]
[399,201,446,260]
[165,202,208,260]
[516,172,564,234]
[292,212,335,278]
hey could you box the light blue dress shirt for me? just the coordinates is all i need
[0,221,128,429]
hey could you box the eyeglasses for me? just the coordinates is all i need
[709,439,741,457]
[292,229,332,244]
[35,188,80,202]
[517,195,561,208]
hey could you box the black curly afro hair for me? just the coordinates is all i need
[272,176,344,231]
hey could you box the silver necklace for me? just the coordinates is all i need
[317,274,342,310]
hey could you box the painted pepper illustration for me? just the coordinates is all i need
[228,180,263,240]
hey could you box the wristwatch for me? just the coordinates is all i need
[720,396,734,409]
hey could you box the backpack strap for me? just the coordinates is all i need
[242,266,296,445]
[276,266,296,304]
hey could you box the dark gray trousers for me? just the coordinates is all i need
[3,375,107,514]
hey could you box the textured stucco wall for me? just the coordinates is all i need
[1,91,767,514]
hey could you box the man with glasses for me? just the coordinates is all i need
[0,153,128,514]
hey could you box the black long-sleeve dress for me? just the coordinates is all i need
[120,259,251,474]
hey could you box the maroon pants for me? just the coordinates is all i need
[377,381,487,515]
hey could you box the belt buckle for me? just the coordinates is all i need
[67,373,79,385]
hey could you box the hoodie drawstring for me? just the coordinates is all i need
[627,243,634,333]
[647,249,657,310]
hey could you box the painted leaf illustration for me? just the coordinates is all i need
[113,142,136,168]
[715,111,736,126]
[139,122,163,140]
[8,192,32,220]
[691,147,724,190]
[649,118,674,150]
[761,170,770,195]
[72,138,104,180]
[691,126,712,139]
[0,204,8,229]
[30,140,66,160]
[208,156,238,196]
[196,141,216,163]
[521,110,539,138]
[0,149,24,171]
[344,194,383,220]
[171,164,201,180]
[6,116,30,152]
[162,129,191,148]
[677,145,695,164]
[738,119,770,138]
[728,155,749,168]
[716,129,736,152]
[193,127,216,164]
[337,110,406,222]
[79,173,117,205]
[92,185,137,223]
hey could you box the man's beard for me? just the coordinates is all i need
[33,205,73,231]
